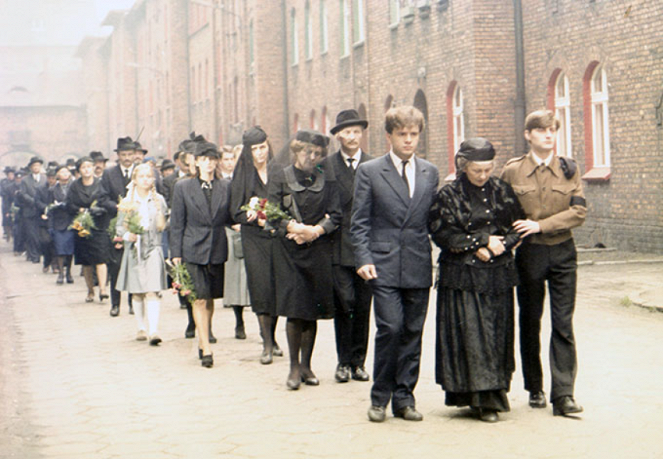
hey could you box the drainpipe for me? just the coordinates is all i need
[513,0,526,156]
[281,0,290,142]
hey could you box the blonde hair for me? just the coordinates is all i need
[127,164,166,231]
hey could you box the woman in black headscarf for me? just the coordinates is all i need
[268,129,342,390]
[230,126,283,364]
[66,157,111,303]
[428,138,525,423]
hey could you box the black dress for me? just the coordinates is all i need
[268,165,342,321]
[429,174,524,412]
[66,178,111,266]
[230,167,276,315]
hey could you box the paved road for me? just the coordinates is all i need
[1,240,662,459]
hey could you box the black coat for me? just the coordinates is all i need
[323,150,373,267]
[170,177,232,265]
[17,174,45,218]
[99,165,132,217]
[47,182,75,231]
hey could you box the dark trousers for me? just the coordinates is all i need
[370,285,429,412]
[25,216,41,262]
[515,239,578,401]
[107,245,123,307]
[332,265,372,368]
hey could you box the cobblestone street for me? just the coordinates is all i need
[1,240,662,459]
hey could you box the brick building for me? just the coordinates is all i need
[77,0,662,253]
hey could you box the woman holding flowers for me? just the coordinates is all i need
[65,156,110,303]
[230,126,284,364]
[268,129,342,390]
[115,164,168,345]
[170,140,232,368]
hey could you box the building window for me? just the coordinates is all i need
[291,8,299,66]
[305,2,313,60]
[446,82,464,178]
[320,0,329,54]
[553,72,572,157]
[249,20,254,67]
[582,62,611,180]
[389,0,400,26]
[352,0,365,44]
[321,106,329,134]
[340,0,350,57]
[293,113,300,134]
[310,109,318,130]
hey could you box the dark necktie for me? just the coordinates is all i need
[401,160,410,196]
[123,168,130,185]
[347,158,355,175]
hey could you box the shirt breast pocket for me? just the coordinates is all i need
[551,183,575,210]
[512,184,537,209]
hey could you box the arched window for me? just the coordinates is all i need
[549,70,572,157]
[321,106,329,134]
[582,62,611,180]
[293,113,300,134]
[413,89,428,159]
[305,1,313,60]
[446,81,464,177]
[310,109,318,130]
[384,94,394,112]
[340,0,350,57]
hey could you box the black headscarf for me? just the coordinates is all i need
[455,137,496,172]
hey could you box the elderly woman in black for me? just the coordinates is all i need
[230,127,284,364]
[269,129,342,390]
[66,157,111,303]
[47,165,75,285]
[428,138,524,423]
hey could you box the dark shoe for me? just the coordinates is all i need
[260,349,273,365]
[42,266,49,274]
[479,409,499,423]
[335,364,350,383]
[198,348,203,360]
[149,335,162,346]
[273,343,284,357]
[529,391,547,408]
[201,354,213,368]
[209,333,217,344]
[56,273,64,285]
[552,396,583,417]
[367,405,386,423]
[128,305,134,315]
[179,303,187,310]
[66,273,74,284]
[394,406,423,422]
[109,305,119,317]
[185,324,195,339]
[286,377,301,390]
[99,292,109,302]
[301,374,320,386]
[235,326,246,340]
[352,366,370,382]
[85,294,94,303]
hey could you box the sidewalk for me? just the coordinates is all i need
[1,240,662,459]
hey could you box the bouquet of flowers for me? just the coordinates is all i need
[240,196,290,222]
[115,198,146,257]
[68,200,98,238]
[165,260,197,303]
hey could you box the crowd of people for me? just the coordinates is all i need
[0,106,586,424]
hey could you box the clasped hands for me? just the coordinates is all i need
[286,220,323,245]
[476,235,506,262]
[246,210,266,227]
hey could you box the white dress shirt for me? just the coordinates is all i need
[389,151,415,198]
[341,149,362,171]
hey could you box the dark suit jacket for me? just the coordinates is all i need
[169,177,231,265]
[17,174,46,218]
[47,183,75,231]
[99,165,132,217]
[324,150,373,267]
[351,153,439,289]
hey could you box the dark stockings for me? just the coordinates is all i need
[286,318,317,380]
[257,314,274,354]
[233,306,244,329]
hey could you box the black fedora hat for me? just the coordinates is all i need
[114,137,138,152]
[3,166,15,174]
[27,156,44,168]
[89,151,108,162]
[135,141,148,154]
[160,159,176,172]
[330,109,368,135]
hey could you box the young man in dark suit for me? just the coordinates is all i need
[325,109,374,384]
[99,137,139,317]
[351,106,439,422]
[17,156,46,264]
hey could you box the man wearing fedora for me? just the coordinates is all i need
[324,109,374,384]
[99,137,139,317]
[1,166,16,241]
[17,156,46,264]
[90,151,108,178]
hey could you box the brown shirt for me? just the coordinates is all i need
[500,152,586,245]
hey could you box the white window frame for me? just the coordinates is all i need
[554,72,572,157]
[320,0,329,54]
[389,0,400,27]
[291,8,299,66]
[591,66,610,167]
[340,0,350,57]
[305,2,313,60]
[452,86,465,154]
[352,0,365,45]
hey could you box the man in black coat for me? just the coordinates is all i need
[17,156,46,263]
[1,166,16,241]
[325,109,374,384]
[99,137,139,317]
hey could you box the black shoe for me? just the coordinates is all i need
[235,326,246,340]
[99,293,109,302]
[201,354,213,368]
[110,305,119,317]
[149,335,162,346]
[301,373,319,386]
[66,273,74,284]
[185,323,195,339]
[367,405,386,423]
[209,333,217,344]
[335,364,350,383]
[394,406,423,422]
[286,377,301,390]
[529,391,547,408]
[352,366,370,382]
[552,396,583,417]
[260,349,273,365]
[479,409,499,423]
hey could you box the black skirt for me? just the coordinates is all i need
[186,262,224,300]
[273,235,334,321]
[74,228,110,265]
[241,224,275,315]
[435,286,515,411]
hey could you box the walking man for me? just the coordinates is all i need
[351,106,439,422]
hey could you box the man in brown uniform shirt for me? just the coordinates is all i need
[501,110,586,417]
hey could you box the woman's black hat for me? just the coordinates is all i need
[160,159,176,172]
[456,138,496,162]
[295,129,329,148]
[194,141,220,159]
[330,109,368,135]
[242,126,268,147]
[4,166,15,174]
